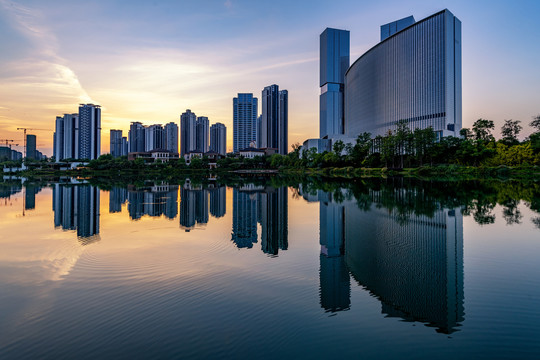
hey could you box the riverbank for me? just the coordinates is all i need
[281,164,540,180]
[4,164,539,181]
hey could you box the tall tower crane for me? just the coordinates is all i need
[16,128,53,158]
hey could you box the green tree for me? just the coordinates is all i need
[472,118,495,142]
[380,130,397,168]
[460,127,473,140]
[501,119,522,145]
[413,127,436,166]
[349,132,371,166]
[530,114,540,132]
[395,120,411,168]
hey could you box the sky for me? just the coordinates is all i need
[0,0,539,156]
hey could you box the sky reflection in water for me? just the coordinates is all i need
[0,178,539,359]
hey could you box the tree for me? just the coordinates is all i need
[530,114,540,132]
[460,128,473,140]
[395,120,411,168]
[501,119,522,145]
[349,132,371,166]
[413,127,436,166]
[332,140,345,156]
[472,118,495,142]
[380,130,397,167]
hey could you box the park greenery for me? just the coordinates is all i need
[3,115,540,178]
[273,115,540,170]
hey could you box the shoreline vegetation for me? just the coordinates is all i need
[3,117,540,180]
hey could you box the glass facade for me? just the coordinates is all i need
[344,10,461,138]
[320,28,349,138]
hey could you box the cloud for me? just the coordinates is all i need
[224,0,232,9]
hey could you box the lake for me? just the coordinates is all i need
[1,177,539,359]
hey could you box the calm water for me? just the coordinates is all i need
[1,177,540,359]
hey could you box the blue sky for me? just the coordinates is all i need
[1,0,539,154]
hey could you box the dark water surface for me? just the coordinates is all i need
[1,178,539,359]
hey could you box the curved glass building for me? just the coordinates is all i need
[344,9,461,139]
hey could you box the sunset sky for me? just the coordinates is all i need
[1,0,539,156]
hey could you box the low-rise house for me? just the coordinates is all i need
[239,148,265,159]
[128,149,179,163]
[184,151,203,165]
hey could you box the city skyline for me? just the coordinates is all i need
[1,0,540,156]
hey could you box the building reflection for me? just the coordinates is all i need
[209,185,226,218]
[109,187,127,213]
[126,183,178,220]
[305,187,464,333]
[52,183,100,244]
[259,187,288,256]
[232,187,258,248]
[231,185,288,255]
[319,192,350,312]
[180,181,208,231]
[24,185,42,210]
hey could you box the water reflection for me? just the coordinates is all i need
[180,182,208,231]
[52,182,100,243]
[304,186,465,333]
[231,185,288,255]
[126,183,178,220]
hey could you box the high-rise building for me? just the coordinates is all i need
[210,122,227,155]
[278,90,288,155]
[110,129,123,158]
[121,137,128,156]
[261,85,288,154]
[320,28,350,138]
[233,93,257,153]
[256,115,262,148]
[78,104,101,160]
[196,116,209,153]
[164,122,179,153]
[145,124,164,151]
[26,134,36,160]
[129,122,145,153]
[344,9,461,138]
[63,114,79,159]
[261,85,278,150]
[54,116,64,161]
[180,109,197,156]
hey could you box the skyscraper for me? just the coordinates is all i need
[121,137,128,156]
[320,28,350,138]
[233,93,257,153]
[110,129,123,157]
[278,90,288,155]
[256,115,262,148]
[164,122,179,153]
[63,114,79,159]
[78,104,101,160]
[26,134,36,160]
[129,122,145,153]
[145,124,164,151]
[180,109,197,156]
[210,122,227,155]
[54,116,64,161]
[196,116,209,153]
[344,10,461,138]
[261,85,288,154]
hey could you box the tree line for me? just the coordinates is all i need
[270,115,540,169]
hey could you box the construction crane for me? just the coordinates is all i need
[16,128,53,158]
